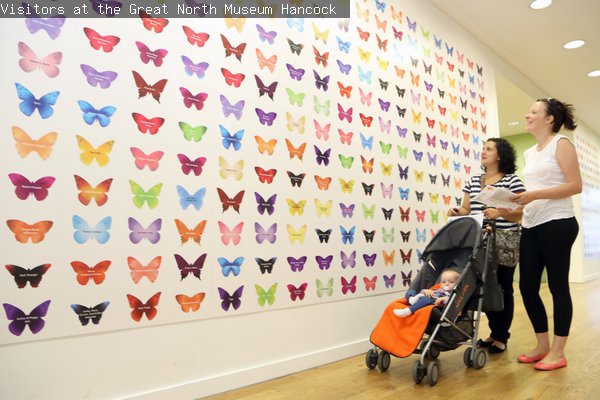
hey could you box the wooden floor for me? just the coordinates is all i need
[205,279,600,400]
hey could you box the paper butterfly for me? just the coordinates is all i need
[83,27,120,52]
[178,154,207,176]
[220,34,246,61]
[182,25,210,47]
[217,188,245,213]
[255,284,277,307]
[129,180,162,209]
[287,256,307,272]
[174,254,206,281]
[3,300,51,336]
[255,136,277,155]
[8,173,55,201]
[6,220,52,243]
[218,286,244,311]
[128,217,162,244]
[316,255,333,270]
[316,278,334,298]
[132,71,167,102]
[179,87,208,110]
[15,82,59,119]
[70,302,110,326]
[218,221,244,245]
[255,223,277,244]
[127,256,161,283]
[80,64,118,89]
[220,95,245,120]
[341,276,357,294]
[11,127,57,160]
[255,108,277,126]
[256,48,277,72]
[72,215,111,244]
[255,257,276,274]
[218,257,244,277]
[18,42,62,78]
[70,260,111,285]
[139,10,169,33]
[5,264,51,288]
[219,157,244,180]
[131,113,164,135]
[287,283,307,301]
[77,100,116,127]
[255,75,278,100]
[255,192,276,215]
[179,122,207,142]
[174,219,207,245]
[24,10,65,40]
[130,147,164,171]
[340,250,356,269]
[127,292,161,322]
[220,125,244,151]
[175,293,206,313]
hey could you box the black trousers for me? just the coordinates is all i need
[485,264,516,344]
[519,217,579,337]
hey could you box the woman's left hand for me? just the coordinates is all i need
[511,192,537,206]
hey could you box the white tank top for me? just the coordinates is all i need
[522,134,575,228]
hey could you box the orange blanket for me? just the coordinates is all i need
[369,298,435,358]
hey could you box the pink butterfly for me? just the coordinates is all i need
[380,182,393,199]
[18,42,62,78]
[135,41,168,67]
[379,117,391,134]
[130,147,164,171]
[218,221,244,246]
[338,129,353,145]
[287,283,308,301]
[8,173,55,201]
[341,276,357,294]
[363,276,377,291]
[337,104,353,122]
[177,154,206,176]
[179,87,208,110]
[359,88,372,106]
[313,119,330,140]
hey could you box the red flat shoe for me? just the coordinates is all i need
[534,357,567,371]
[517,353,547,363]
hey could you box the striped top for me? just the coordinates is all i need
[463,174,526,230]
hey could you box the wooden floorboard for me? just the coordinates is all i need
[204,279,600,400]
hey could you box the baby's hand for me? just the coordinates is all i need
[434,297,447,306]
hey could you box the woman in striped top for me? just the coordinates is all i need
[448,137,525,353]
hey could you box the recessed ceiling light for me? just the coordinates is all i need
[508,121,520,126]
[563,40,585,49]
[588,70,600,78]
[530,0,552,10]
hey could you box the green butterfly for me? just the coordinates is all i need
[382,227,395,243]
[379,141,392,154]
[430,209,440,223]
[179,121,207,142]
[313,95,330,116]
[255,283,277,307]
[286,88,305,107]
[397,145,409,159]
[316,278,333,298]
[339,154,354,169]
[361,203,375,219]
[129,180,163,209]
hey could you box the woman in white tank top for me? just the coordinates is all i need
[512,98,582,371]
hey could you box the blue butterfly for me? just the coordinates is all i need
[72,215,112,244]
[375,0,386,12]
[359,133,373,150]
[219,125,244,151]
[336,59,352,75]
[77,100,117,127]
[336,36,350,53]
[286,17,304,32]
[453,161,461,172]
[339,225,355,245]
[218,257,244,277]
[398,187,410,200]
[416,228,427,243]
[358,66,372,84]
[176,185,206,211]
[15,82,60,119]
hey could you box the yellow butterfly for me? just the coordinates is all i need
[380,162,392,176]
[224,17,245,32]
[429,193,439,203]
[441,156,450,169]
[448,77,456,88]
[377,56,389,71]
[338,178,354,194]
[287,198,306,216]
[411,109,422,124]
[414,170,424,182]
[425,96,434,111]
[286,112,306,133]
[219,156,244,180]
[314,199,332,217]
[76,135,114,167]
[311,22,329,43]
[357,46,371,63]
[450,110,459,121]
[254,136,277,155]
[12,126,58,160]
[356,3,369,22]
[448,93,457,104]
[287,224,307,244]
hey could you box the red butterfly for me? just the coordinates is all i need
[177,154,206,176]
[426,117,436,128]
[70,260,111,285]
[132,71,167,103]
[135,41,168,67]
[131,112,164,135]
[182,25,210,47]
[337,82,352,98]
[217,188,245,213]
[220,34,246,61]
[130,147,164,171]
[221,68,245,88]
[127,292,161,321]
[359,113,373,127]
[139,11,169,33]
[357,27,370,41]
[400,249,412,264]
[255,167,277,184]
[83,27,120,52]
[287,283,308,301]
[399,206,410,222]
[313,46,329,67]
[179,87,208,110]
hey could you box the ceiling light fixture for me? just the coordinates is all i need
[587,70,600,78]
[563,40,585,49]
[530,0,552,10]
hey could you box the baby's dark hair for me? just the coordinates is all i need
[486,138,517,174]
[538,98,577,133]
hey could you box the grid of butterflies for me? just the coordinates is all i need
[3,0,488,340]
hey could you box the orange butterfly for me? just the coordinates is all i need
[391,5,402,22]
[337,81,352,98]
[256,48,277,73]
[375,14,387,31]
[70,260,111,285]
[255,167,277,184]
[73,175,113,206]
[394,65,405,78]
[314,175,331,190]
[410,71,420,86]
[361,156,374,173]
[127,256,161,283]
[6,219,53,243]
[127,292,161,322]
[357,27,370,41]
[174,219,207,245]
[255,136,277,155]
[175,292,206,313]
[313,46,329,67]
[12,126,57,160]
[285,139,306,160]
[382,250,395,266]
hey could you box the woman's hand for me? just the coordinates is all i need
[511,191,537,206]
[448,207,460,216]
[483,207,501,220]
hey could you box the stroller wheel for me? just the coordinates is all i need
[463,347,474,367]
[412,361,426,384]
[365,348,378,370]
[427,361,439,386]
[377,351,391,372]
[473,348,487,369]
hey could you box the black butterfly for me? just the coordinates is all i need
[381,208,393,220]
[254,257,276,274]
[363,230,375,243]
[361,182,374,195]
[287,171,306,188]
[287,38,304,55]
[429,174,437,184]
[400,230,411,242]
[438,88,445,98]
[378,78,388,90]
[71,301,110,326]
[413,131,422,143]
[315,228,332,243]
[396,105,406,117]
[396,85,405,98]
[255,75,278,100]
[415,191,424,201]
[5,264,51,288]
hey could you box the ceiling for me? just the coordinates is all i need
[428,0,600,137]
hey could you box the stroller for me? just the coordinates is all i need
[365,217,501,386]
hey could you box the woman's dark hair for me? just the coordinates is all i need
[538,98,578,133]
[485,138,517,174]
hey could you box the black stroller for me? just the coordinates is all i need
[365,217,502,386]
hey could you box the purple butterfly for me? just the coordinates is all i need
[256,24,277,45]
[218,286,244,311]
[80,64,118,89]
[313,70,330,91]
[220,95,245,120]
[254,192,276,215]
[397,125,408,137]
[23,3,65,40]
[336,59,351,75]
[88,0,123,17]
[286,63,305,81]
[174,253,206,280]
[181,56,209,79]
[255,222,277,244]
[428,152,437,166]
[378,98,390,112]
[314,145,331,166]
[340,250,356,268]
[287,256,307,272]
[255,75,278,100]
[255,108,277,126]
[315,255,333,270]
[339,203,355,218]
[406,16,417,32]
[128,217,162,244]
[424,81,434,92]
[3,300,50,336]
[401,270,412,286]
[363,253,377,267]
[384,274,396,288]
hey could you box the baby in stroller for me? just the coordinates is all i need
[394,269,460,318]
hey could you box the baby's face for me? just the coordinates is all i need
[440,272,458,290]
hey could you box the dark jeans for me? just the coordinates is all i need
[519,217,579,337]
[485,264,516,344]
